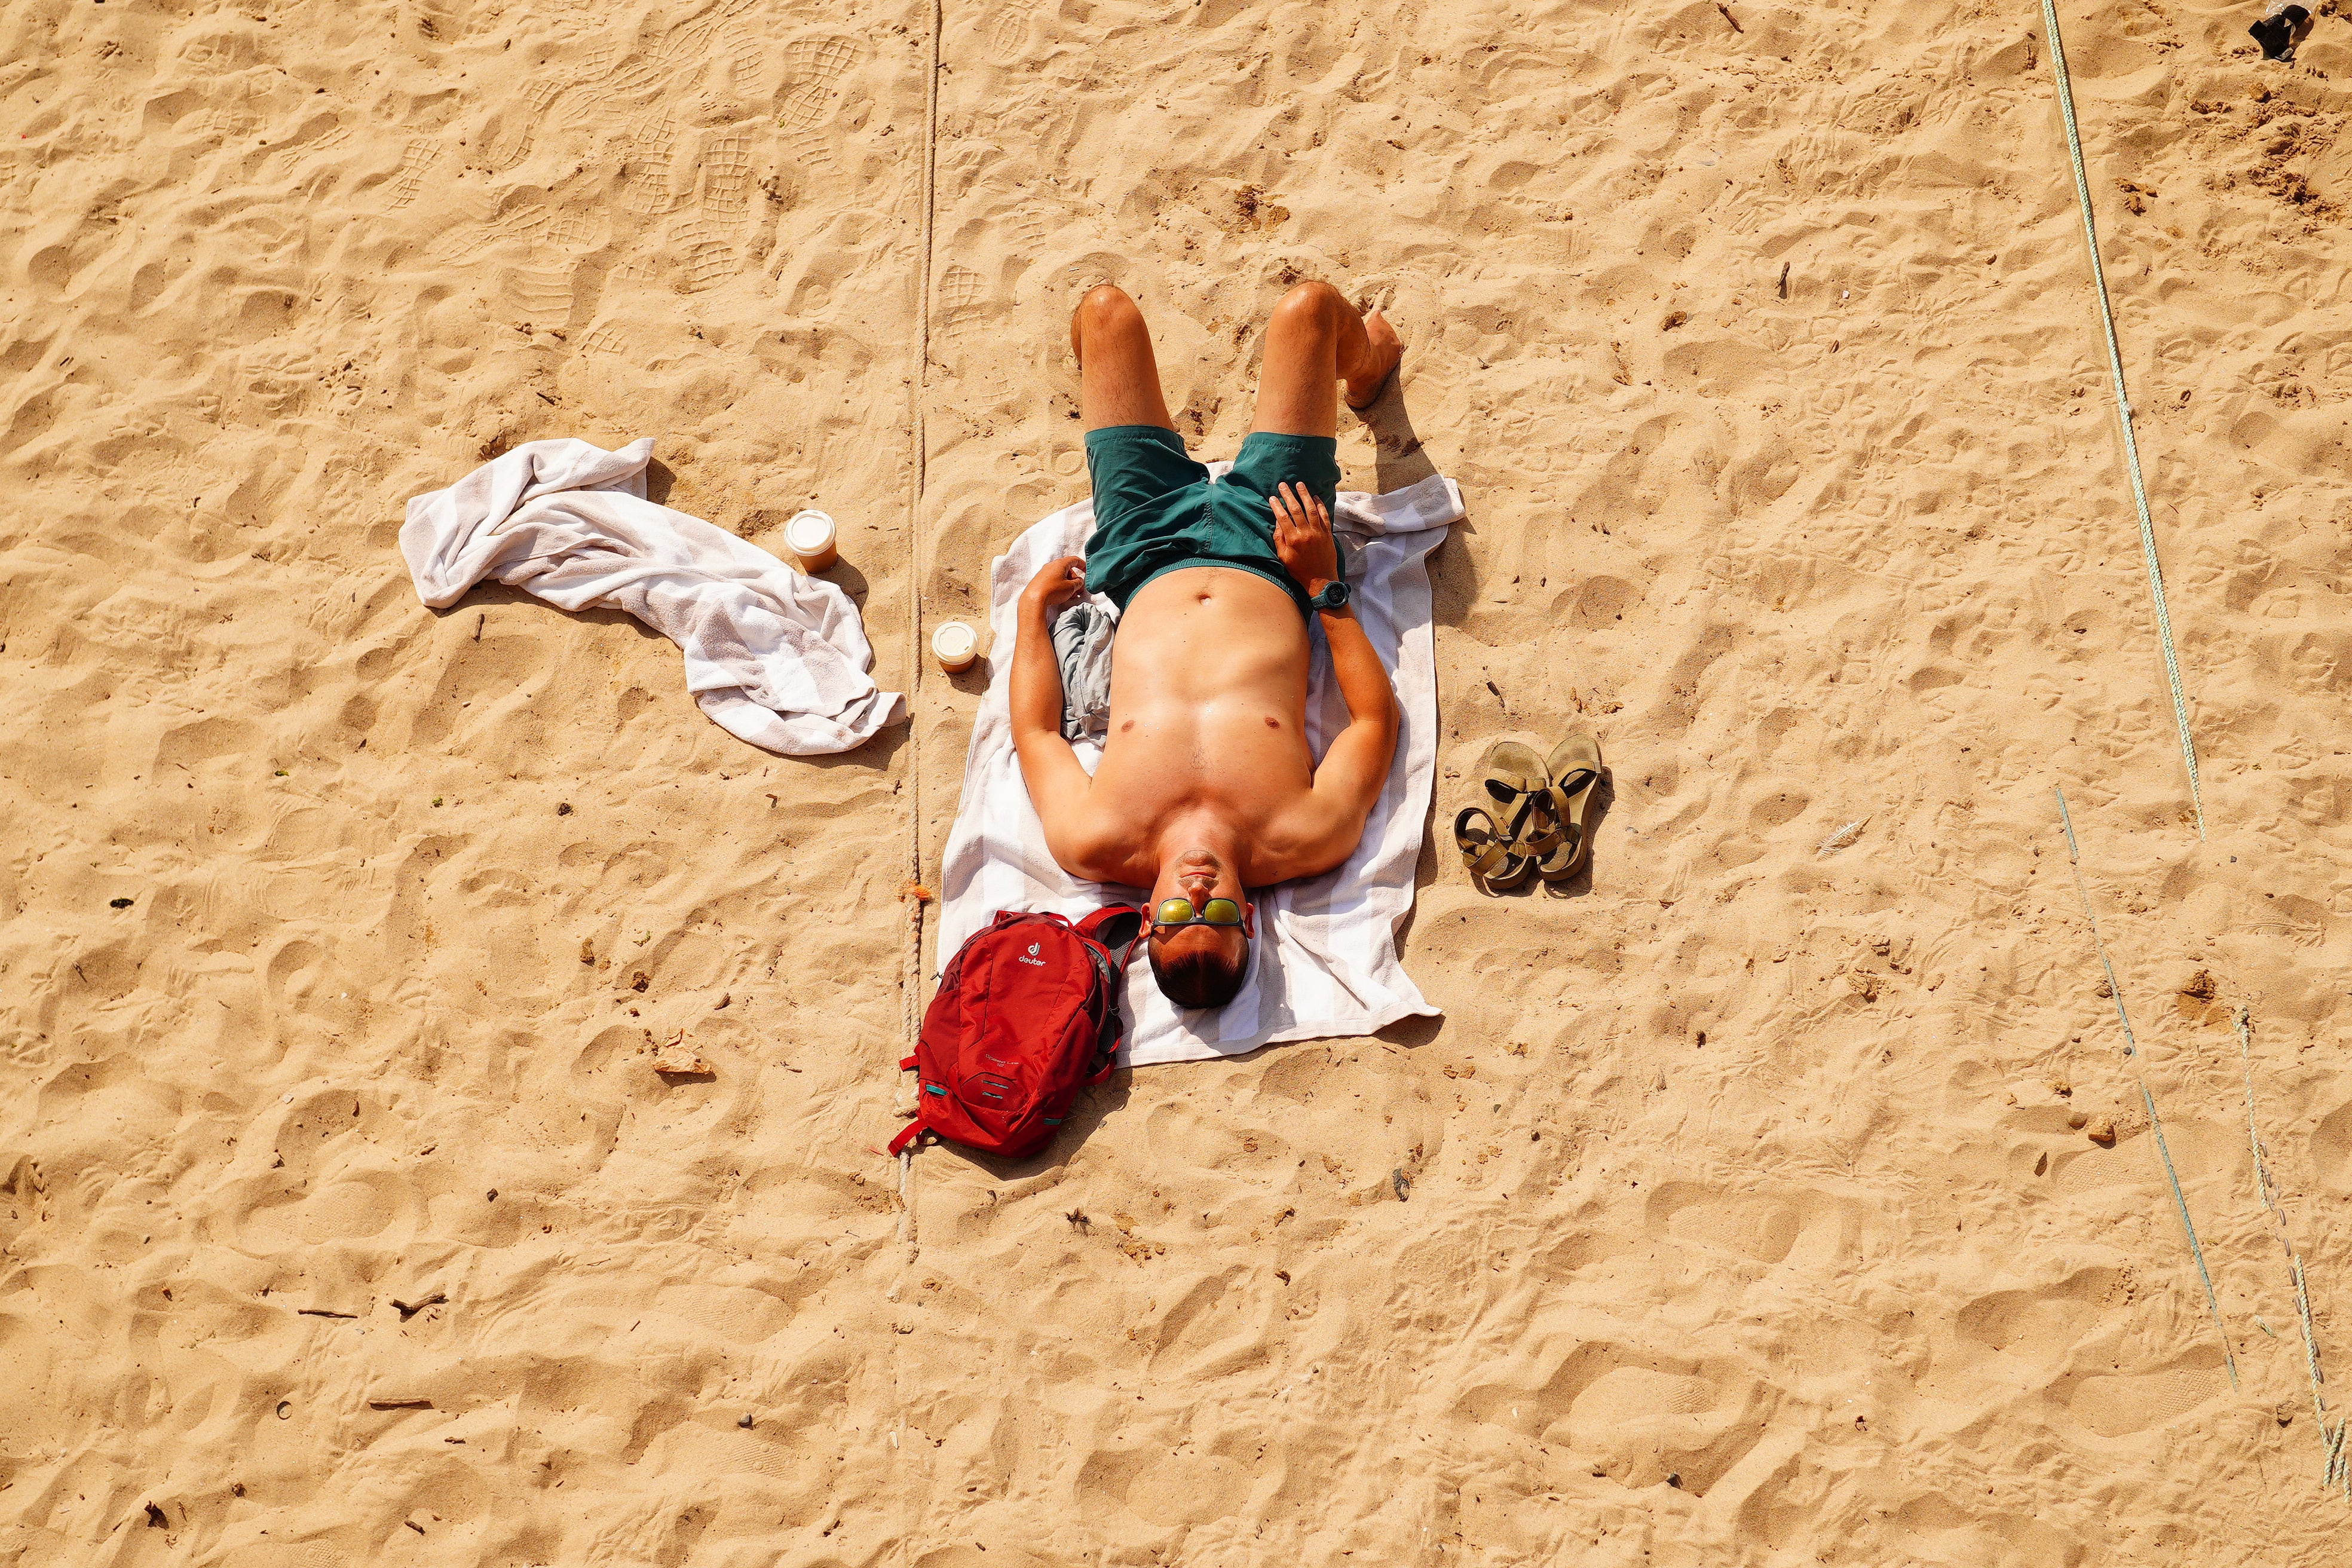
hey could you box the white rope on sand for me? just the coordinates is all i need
[2055,787,2234,1385]
[2038,0,2207,840]
[896,0,946,1257]
[2240,1007,2350,1495]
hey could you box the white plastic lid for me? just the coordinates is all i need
[932,621,978,660]
[784,510,835,554]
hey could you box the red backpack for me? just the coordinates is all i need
[889,906,1146,1159]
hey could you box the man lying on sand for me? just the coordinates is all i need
[1010,280,1406,1011]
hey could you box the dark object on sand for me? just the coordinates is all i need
[1392,1168,1411,1201]
[2250,2,2310,60]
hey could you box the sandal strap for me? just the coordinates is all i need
[1546,767,1599,810]
[1515,800,1564,854]
[1483,777,1541,808]
[1486,784,1546,847]
[1465,840,1512,877]
[1533,769,1598,846]
[1453,808,1508,876]
[1454,807,1526,880]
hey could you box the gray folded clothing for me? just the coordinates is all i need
[1050,601,1116,742]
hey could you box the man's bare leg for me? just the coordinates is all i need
[1071,284,1177,433]
[1248,280,1404,439]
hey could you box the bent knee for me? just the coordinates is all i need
[1267,278,1349,336]
[1071,283,1143,338]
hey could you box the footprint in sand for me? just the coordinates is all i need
[675,222,740,294]
[776,127,836,176]
[387,140,440,211]
[1646,1180,1808,1265]
[509,253,576,320]
[776,35,858,132]
[1566,1345,1771,1494]
[544,208,604,252]
[617,115,684,217]
[987,4,1034,62]
[936,265,989,338]
[2307,1096,2352,1192]
[1077,1447,1252,1527]
[242,345,319,416]
[1953,1267,2126,1370]
[475,104,537,172]
[2063,1348,2232,1438]
[700,133,754,214]
[721,22,764,82]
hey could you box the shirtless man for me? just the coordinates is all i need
[1009,280,1405,1010]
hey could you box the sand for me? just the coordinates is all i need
[6,0,2352,1560]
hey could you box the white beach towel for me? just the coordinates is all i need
[400,438,904,755]
[936,464,1465,1067]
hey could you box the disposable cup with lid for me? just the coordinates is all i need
[932,620,980,671]
[784,510,838,570]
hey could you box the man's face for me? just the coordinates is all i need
[1147,847,1251,973]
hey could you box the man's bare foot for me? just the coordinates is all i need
[1345,309,1403,412]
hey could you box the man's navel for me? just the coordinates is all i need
[1264,716,1279,728]
[1120,719,1135,733]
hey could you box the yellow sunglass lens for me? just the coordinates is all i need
[1155,898,1241,926]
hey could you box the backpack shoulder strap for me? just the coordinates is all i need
[1072,905,1144,1084]
[1076,904,1146,971]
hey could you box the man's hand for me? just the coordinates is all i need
[1270,483,1340,595]
[1022,555,1086,617]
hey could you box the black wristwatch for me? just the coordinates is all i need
[1307,578,1350,612]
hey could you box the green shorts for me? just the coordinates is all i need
[1080,425,1345,618]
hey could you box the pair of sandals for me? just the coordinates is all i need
[1454,736,1602,892]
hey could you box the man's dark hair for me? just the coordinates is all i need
[1149,939,1249,1010]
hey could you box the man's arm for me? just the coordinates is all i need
[1307,593,1399,810]
[1272,484,1399,869]
[1008,556,1101,869]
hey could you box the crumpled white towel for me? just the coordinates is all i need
[936,463,1465,1067]
[400,437,904,755]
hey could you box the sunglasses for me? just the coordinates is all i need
[1152,896,1245,929]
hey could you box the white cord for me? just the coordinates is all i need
[2057,788,2234,1386]
[2039,0,2207,840]
[2241,1009,2350,1494]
